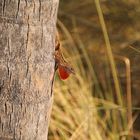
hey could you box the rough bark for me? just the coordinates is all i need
[0,0,59,139]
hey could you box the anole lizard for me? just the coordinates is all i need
[54,34,75,80]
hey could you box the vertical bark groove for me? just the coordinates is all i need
[2,0,6,15]
[16,0,21,18]
[38,0,41,21]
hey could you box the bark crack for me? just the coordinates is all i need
[41,21,43,48]
[9,72,12,87]
[7,36,11,56]
[16,0,21,19]
[2,0,6,15]
[38,0,41,21]
[26,15,30,50]
[6,61,10,76]
[24,0,27,6]
[50,72,55,97]
[33,0,36,13]
[9,114,12,130]
[26,58,29,77]
[0,80,4,94]
[25,15,30,77]
[4,102,7,115]
[35,108,40,140]
[26,53,31,78]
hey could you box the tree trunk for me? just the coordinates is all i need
[0,0,59,139]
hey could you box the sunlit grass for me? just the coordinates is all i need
[48,27,132,140]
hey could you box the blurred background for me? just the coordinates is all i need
[49,0,140,139]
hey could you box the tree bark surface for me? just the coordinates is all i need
[0,0,59,139]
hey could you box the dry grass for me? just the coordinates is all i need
[47,0,139,140]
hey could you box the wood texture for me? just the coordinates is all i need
[0,0,59,139]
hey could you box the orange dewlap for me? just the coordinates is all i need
[58,66,70,80]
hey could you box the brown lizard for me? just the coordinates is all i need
[54,33,75,80]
